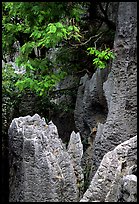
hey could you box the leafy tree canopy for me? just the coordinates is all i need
[2,2,115,96]
[2,2,85,95]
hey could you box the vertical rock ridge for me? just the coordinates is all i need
[9,114,79,202]
[91,2,137,177]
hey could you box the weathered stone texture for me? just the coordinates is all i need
[67,131,84,198]
[80,136,137,202]
[8,2,137,202]
[74,67,109,140]
[9,114,79,202]
[74,67,110,188]
[74,3,120,142]
[91,1,137,176]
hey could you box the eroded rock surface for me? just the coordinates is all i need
[91,1,137,177]
[67,131,84,198]
[80,136,137,202]
[74,68,109,141]
[8,2,137,202]
[74,2,137,201]
[9,114,80,202]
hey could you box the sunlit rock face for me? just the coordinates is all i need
[9,114,83,202]
[80,136,137,202]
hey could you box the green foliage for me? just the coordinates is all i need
[2,2,83,96]
[2,64,20,97]
[30,22,82,48]
[87,47,115,69]
[15,70,67,96]
[2,2,116,123]
[2,64,22,136]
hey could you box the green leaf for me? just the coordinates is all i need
[15,81,24,91]
[55,22,63,28]
[61,28,67,34]
[87,46,115,69]
[94,50,100,56]
[104,55,110,60]
[56,32,63,38]
[26,62,35,70]
[48,24,57,34]
[87,47,95,55]
[93,58,99,65]
[98,61,106,69]
[73,26,79,32]
[68,26,73,31]
[44,82,49,88]
[37,39,46,46]
[39,91,43,96]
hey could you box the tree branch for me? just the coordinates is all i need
[68,32,103,47]
[50,84,83,94]
[97,2,116,30]
[98,2,108,19]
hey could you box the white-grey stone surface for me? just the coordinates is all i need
[80,136,137,202]
[9,114,79,202]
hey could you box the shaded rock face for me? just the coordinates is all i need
[9,114,83,202]
[50,75,79,144]
[74,67,110,141]
[51,75,79,105]
[51,111,77,144]
[74,2,137,198]
[74,67,110,188]
[107,2,119,23]
[91,1,137,177]
[80,136,137,202]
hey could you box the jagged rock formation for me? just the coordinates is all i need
[67,131,84,198]
[18,75,79,144]
[8,2,137,202]
[9,114,137,202]
[91,1,137,177]
[8,114,83,202]
[74,3,120,141]
[74,66,111,191]
[80,135,137,202]
[74,2,137,199]
[74,68,109,141]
